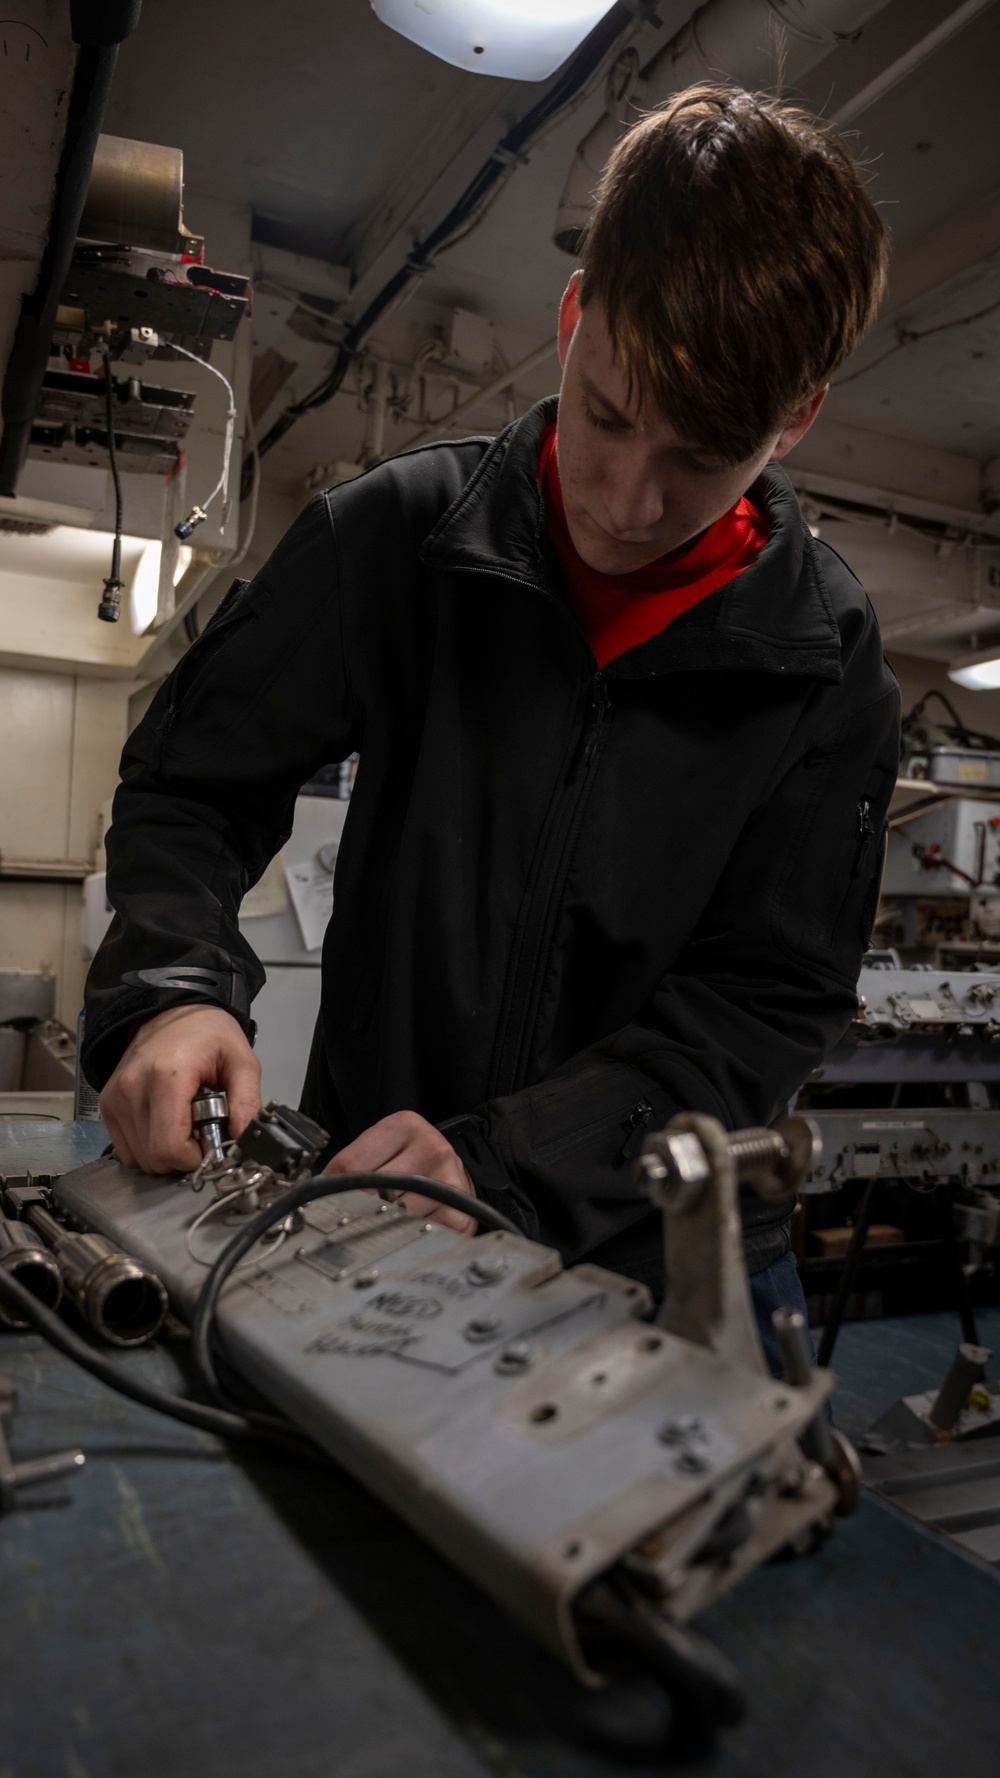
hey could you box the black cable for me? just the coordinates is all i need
[0,1265,264,1442]
[97,348,126,622]
[908,689,1000,752]
[191,1172,520,1406]
[242,0,640,495]
[0,1176,518,1452]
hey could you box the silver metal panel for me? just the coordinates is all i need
[856,965,1000,1029]
[907,748,1000,792]
[51,1156,830,1677]
[801,1108,1000,1193]
[0,970,55,1026]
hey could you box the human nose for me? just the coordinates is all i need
[603,457,665,536]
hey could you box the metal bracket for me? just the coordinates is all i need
[0,1372,85,1513]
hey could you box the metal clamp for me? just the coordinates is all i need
[636,1115,821,1209]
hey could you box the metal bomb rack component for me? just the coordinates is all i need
[51,1108,856,1725]
[1,1179,167,1349]
[188,1089,328,1208]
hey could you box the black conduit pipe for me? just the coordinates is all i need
[0,1,143,495]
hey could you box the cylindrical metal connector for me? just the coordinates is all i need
[929,1342,994,1433]
[27,1207,168,1348]
[771,1309,861,1516]
[0,1216,63,1328]
[192,1084,230,1166]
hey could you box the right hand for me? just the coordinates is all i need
[98,1004,262,1174]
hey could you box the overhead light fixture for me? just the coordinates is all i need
[949,655,1000,692]
[371,0,619,81]
[129,540,164,636]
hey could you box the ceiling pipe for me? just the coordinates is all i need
[830,0,998,127]
[553,0,895,253]
[0,1,144,494]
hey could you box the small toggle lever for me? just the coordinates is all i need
[192,1085,230,1166]
[0,1372,85,1513]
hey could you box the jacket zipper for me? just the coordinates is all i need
[852,798,874,877]
[452,561,613,1097]
[489,667,611,1097]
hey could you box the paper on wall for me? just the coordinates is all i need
[284,852,336,952]
[240,853,290,919]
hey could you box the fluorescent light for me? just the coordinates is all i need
[129,540,163,635]
[949,657,1000,691]
[371,0,617,81]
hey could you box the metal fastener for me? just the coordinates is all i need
[658,1415,706,1447]
[494,1340,535,1374]
[353,1269,379,1289]
[467,1253,509,1285]
[464,1313,503,1343]
[675,1449,711,1476]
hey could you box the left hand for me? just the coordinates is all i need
[322,1110,478,1235]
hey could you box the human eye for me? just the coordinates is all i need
[680,451,724,476]
[583,400,626,434]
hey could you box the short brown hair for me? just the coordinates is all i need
[578,85,888,463]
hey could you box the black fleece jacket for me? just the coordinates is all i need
[84,398,900,1291]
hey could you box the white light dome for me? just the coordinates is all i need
[371,0,617,82]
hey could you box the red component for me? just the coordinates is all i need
[180,249,205,265]
[67,357,92,374]
[990,818,1000,830]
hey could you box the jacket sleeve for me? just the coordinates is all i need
[83,495,358,1090]
[444,680,900,1265]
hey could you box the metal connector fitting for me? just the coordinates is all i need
[28,1208,168,1348]
[192,1084,229,1166]
[0,1216,63,1328]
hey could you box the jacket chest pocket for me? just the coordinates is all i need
[774,746,894,962]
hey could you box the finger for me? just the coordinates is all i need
[220,1043,262,1140]
[392,1191,476,1233]
[323,1118,412,1175]
[144,1058,204,1173]
[100,1069,146,1170]
[99,1092,136,1169]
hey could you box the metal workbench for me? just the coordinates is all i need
[3,1122,1000,1778]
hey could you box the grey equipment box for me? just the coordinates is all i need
[883,800,1000,898]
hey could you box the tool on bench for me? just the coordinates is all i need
[0,1371,84,1513]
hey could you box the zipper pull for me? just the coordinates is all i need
[852,798,874,878]
[584,672,609,764]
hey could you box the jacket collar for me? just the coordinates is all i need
[420,396,843,683]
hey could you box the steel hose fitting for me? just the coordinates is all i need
[0,1216,63,1328]
[29,1208,168,1347]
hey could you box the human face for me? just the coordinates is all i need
[554,274,825,575]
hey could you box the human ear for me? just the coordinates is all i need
[557,272,583,369]
[769,387,828,463]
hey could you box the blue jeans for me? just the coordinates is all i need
[749,1251,811,1379]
